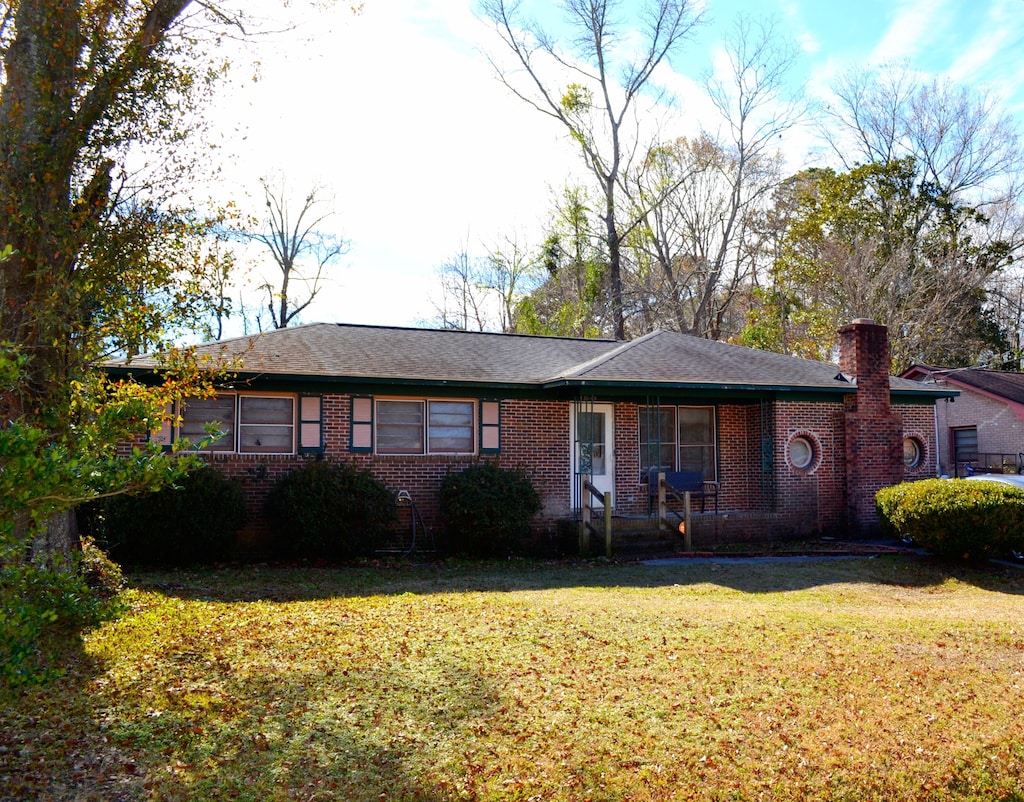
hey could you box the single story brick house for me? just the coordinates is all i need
[901,364,1024,477]
[108,318,949,552]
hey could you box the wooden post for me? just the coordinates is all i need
[603,489,612,559]
[579,474,591,557]
[683,490,693,552]
[657,471,667,531]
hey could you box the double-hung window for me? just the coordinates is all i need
[376,398,475,455]
[178,394,297,454]
[639,405,717,480]
[180,396,236,452]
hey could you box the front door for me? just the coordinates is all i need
[572,403,614,505]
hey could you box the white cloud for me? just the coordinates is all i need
[947,0,1024,112]
[867,0,951,65]
[205,0,585,330]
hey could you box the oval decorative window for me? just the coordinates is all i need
[789,435,815,470]
[903,437,923,469]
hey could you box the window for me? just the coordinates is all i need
[375,398,475,455]
[639,407,676,476]
[178,394,297,454]
[952,426,978,473]
[239,396,294,454]
[678,407,715,477]
[639,405,716,480]
[180,396,236,452]
[789,435,816,470]
[903,437,923,469]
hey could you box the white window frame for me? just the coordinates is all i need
[374,397,476,456]
[177,393,297,455]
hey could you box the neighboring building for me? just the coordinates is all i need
[108,319,948,553]
[901,365,1024,477]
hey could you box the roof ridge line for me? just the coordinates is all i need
[548,329,664,381]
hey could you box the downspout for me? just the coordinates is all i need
[934,404,942,477]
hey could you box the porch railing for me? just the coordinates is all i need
[655,471,693,552]
[579,475,612,558]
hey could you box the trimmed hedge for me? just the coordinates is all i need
[265,461,397,560]
[876,478,1024,560]
[97,465,248,566]
[439,462,541,557]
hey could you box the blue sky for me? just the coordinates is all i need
[205,0,1024,335]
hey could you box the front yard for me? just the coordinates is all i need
[3,558,1024,801]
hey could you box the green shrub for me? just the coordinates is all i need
[0,557,121,689]
[876,478,1024,560]
[79,536,125,598]
[98,465,248,566]
[265,461,397,560]
[439,462,541,557]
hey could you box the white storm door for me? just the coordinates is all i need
[572,404,615,502]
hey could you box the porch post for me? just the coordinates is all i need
[579,473,592,557]
[603,489,612,559]
[683,490,692,552]
[657,471,668,531]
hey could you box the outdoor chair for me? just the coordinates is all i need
[647,469,719,514]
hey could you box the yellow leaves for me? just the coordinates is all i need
[560,83,592,114]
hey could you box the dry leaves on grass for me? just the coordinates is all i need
[2,560,1023,801]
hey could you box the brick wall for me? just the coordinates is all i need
[838,319,906,534]
[133,347,939,551]
[900,403,939,480]
[932,386,1024,475]
[774,400,847,534]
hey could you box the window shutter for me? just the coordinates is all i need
[350,396,373,452]
[150,402,174,452]
[480,400,501,454]
[299,395,324,454]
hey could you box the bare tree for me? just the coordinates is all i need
[428,235,543,332]
[626,16,802,340]
[483,232,543,332]
[821,64,1024,204]
[430,250,491,331]
[249,178,348,329]
[480,0,701,339]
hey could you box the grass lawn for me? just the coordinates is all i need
[3,556,1024,801]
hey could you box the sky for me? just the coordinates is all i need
[198,0,1024,337]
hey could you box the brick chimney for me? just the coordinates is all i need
[838,319,904,535]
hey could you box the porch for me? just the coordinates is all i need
[553,509,826,559]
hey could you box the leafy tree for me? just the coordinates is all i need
[739,160,1013,367]
[248,178,348,329]
[0,1,251,561]
[480,0,701,340]
[514,184,609,337]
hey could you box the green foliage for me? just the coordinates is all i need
[876,478,1024,560]
[79,536,126,599]
[513,185,609,337]
[439,462,541,557]
[744,160,1013,366]
[0,556,121,690]
[265,461,397,560]
[97,465,248,567]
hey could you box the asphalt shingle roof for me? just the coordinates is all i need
[909,366,1024,404]
[110,323,939,395]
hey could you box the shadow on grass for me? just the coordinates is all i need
[0,629,479,801]
[128,551,1024,604]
